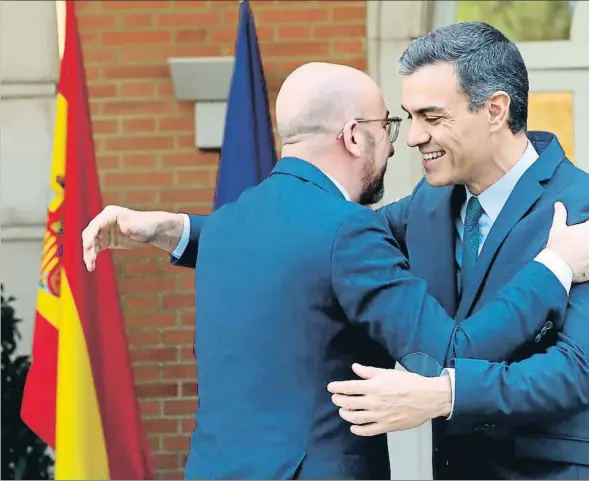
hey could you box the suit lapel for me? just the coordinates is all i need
[455,132,564,321]
[415,186,463,317]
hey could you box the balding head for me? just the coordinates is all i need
[276,62,382,145]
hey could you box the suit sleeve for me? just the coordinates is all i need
[330,208,569,377]
[448,282,589,428]
[375,178,425,255]
[169,214,207,269]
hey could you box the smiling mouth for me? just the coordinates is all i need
[422,150,446,162]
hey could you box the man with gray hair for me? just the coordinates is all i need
[329,21,589,480]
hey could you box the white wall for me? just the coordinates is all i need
[0,1,60,355]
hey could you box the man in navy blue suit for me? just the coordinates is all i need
[82,58,589,478]
[329,22,589,480]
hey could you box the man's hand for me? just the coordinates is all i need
[327,364,452,436]
[547,202,589,283]
[82,205,184,271]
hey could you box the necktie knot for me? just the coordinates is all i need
[464,196,484,227]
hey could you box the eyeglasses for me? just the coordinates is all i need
[336,116,402,144]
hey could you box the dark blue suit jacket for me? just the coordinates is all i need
[379,132,589,479]
[172,155,569,480]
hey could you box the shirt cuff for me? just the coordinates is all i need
[440,368,455,420]
[171,213,190,259]
[534,248,573,294]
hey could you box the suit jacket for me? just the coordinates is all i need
[172,156,569,480]
[379,131,589,479]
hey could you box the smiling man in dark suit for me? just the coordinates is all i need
[328,22,589,480]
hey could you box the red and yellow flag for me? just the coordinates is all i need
[21,2,153,479]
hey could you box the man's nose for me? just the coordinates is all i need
[406,121,430,148]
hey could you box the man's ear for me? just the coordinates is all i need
[487,91,511,132]
[341,120,363,157]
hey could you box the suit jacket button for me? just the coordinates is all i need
[545,321,553,330]
[535,333,542,343]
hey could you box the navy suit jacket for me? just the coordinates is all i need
[379,131,589,478]
[172,155,569,479]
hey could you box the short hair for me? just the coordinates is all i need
[398,21,528,134]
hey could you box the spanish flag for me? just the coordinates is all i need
[21,2,153,479]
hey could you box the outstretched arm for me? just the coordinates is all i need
[331,209,573,375]
[169,214,208,269]
[448,281,589,430]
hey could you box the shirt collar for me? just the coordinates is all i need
[323,172,351,201]
[463,140,539,222]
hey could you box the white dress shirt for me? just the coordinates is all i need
[171,153,572,417]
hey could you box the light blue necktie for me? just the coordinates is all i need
[461,196,484,289]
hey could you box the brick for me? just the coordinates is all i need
[174,29,208,43]
[104,172,173,188]
[180,346,196,362]
[123,118,157,134]
[315,24,366,38]
[161,329,195,346]
[104,136,174,152]
[133,364,161,382]
[161,153,202,168]
[148,436,161,453]
[180,418,196,433]
[103,65,169,80]
[120,82,157,98]
[122,189,159,204]
[125,294,161,311]
[121,14,154,28]
[140,400,162,417]
[174,169,216,186]
[152,453,180,470]
[162,294,195,310]
[127,329,161,346]
[158,470,184,480]
[277,26,311,40]
[101,1,171,10]
[332,6,366,22]
[84,49,117,64]
[180,382,198,397]
[132,347,178,363]
[96,154,119,169]
[102,31,171,46]
[164,399,198,416]
[262,42,330,57]
[334,40,364,55]
[78,14,116,30]
[160,188,213,204]
[163,363,196,380]
[92,119,118,135]
[157,13,220,27]
[158,116,193,132]
[122,154,157,170]
[144,420,180,436]
[259,8,329,24]
[135,382,179,399]
[162,435,190,452]
[125,312,178,328]
[102,100,174,116]
[180,313,195,327]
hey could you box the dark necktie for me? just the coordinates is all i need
[461,196,484,289]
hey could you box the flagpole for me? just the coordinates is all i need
[55,0,66,60]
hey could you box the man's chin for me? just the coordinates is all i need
[424,171,453,188]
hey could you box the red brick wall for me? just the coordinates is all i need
[76,0,367,478]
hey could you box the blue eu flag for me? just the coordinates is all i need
[214,0,277,210]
